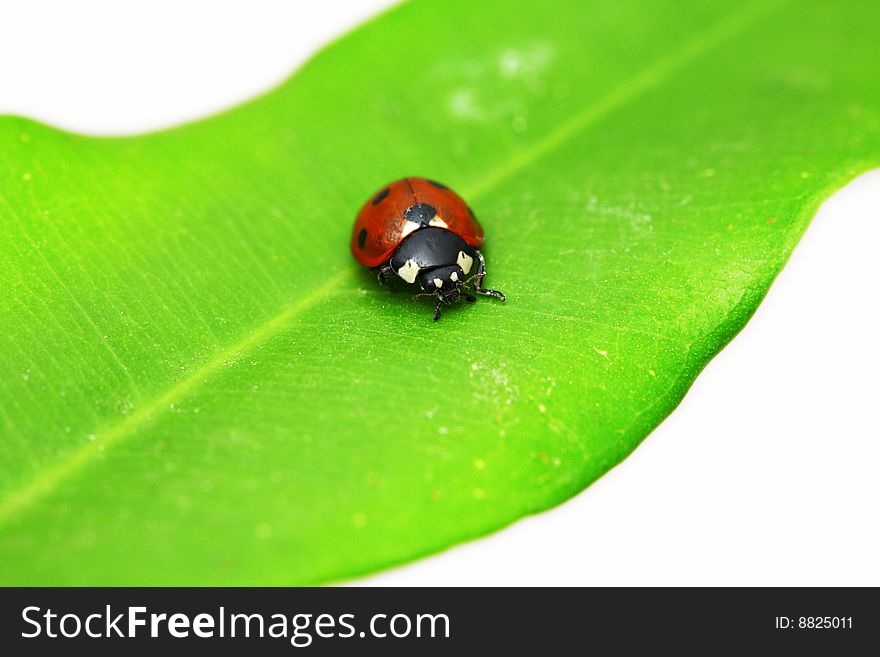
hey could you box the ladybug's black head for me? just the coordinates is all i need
[418,264,466,302]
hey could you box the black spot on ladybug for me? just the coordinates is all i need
[404,203,437,226]
[358,228,367,249]
[372,188,390,205]
[427,179,448,190]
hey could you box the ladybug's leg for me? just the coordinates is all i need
[377,264,395,288]
[411,292,446,321]
[471,251,506,302]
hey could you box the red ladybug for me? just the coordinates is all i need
[351,177,506,321]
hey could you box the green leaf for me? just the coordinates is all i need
[1,0,878,585]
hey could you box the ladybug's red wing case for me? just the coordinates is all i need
[350,179,415,267]
[407,177,484,248]
[350,177,484,267]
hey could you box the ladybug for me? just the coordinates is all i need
[351,177,506,321]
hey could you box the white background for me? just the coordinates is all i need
[2,0,877,586]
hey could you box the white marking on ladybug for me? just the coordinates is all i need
[433,277,443,289]
[429,216,449,229]
[397,258,421,284]
[400,220,421,239]
[457,251,474,274]
[450,271,459,282]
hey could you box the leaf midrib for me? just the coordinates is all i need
[0,0,782,526]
